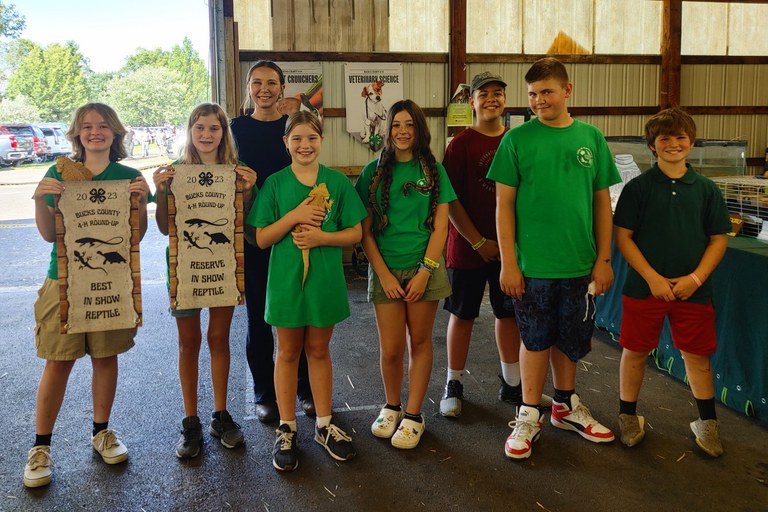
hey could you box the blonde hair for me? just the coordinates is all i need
[67,103,127,162]
[180,103,238,165]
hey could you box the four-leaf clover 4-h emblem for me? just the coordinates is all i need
[89,188,106,203]
[198,171,214,187]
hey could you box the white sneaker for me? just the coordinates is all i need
[504,406,542,460]
[23,445,53,488]
[371,406,404,439]
[92,429,129,464]
[391,416,425,449]
[550,394,615,443]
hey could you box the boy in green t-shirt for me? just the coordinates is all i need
[488,58,620,460]
[614,107,731,456]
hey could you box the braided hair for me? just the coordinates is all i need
[367,100,440,233]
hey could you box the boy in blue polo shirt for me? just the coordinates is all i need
[613,107,731,457]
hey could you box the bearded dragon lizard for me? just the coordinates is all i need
[295,183,333,289]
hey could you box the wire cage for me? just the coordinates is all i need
[711,176,768,238]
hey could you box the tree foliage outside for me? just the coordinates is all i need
[1,29,209,128]
[0,1,25,39]
[0,95,40,123]
[103,66,187,126]
[121,37,209,110]
[5,41,89,122]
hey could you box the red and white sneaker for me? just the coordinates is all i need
[550,393,614,443]
[504,406,543,460]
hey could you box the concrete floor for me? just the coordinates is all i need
[1,250,767,511]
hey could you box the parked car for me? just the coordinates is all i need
[37,123,72,159]
[0,124,49,162]
[0,124,36,167]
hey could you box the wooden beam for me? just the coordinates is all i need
[239,51,448,63]
[661,0,682,108]
[682,56,768,64]
[449,0,467,93]
[469,54,662,65]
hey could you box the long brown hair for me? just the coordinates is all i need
[67,103,127,163]
[180,103,238,165]
[367,100,440,233]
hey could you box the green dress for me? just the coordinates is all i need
[247,164,367,327]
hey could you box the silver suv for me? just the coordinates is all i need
[0,124,35,167]
[37,123,72,159]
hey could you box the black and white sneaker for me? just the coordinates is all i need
[314,423,356,461]
[273,423,299,471]
[439,380,464,417]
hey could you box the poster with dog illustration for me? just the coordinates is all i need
[276,61,323,122]
[344,63,403,151]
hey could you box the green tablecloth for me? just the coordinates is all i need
[595,236,768,423]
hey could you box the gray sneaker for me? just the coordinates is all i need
[618,413,646,447]
[440,380,463,417]
[210,410,244,449]
[690,418,723,457]
[176,416,203,459]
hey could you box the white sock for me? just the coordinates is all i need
[447,368,464,383]
[280,419,297,432]
[316,415,332,429]
[501,361,521,386]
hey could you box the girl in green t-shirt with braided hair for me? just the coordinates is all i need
[355,99,456,450]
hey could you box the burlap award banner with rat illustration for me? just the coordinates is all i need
[169,164,244,310]
[56,180,142,334]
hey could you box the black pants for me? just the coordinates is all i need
[244,242,312,404]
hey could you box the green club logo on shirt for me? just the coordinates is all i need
[416,177,429,196]
[576,147,594,168]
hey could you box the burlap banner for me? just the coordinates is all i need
[56,180,142,334]
[169,164,244,310]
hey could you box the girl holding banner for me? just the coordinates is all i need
[24,103,149,488]
[153,103,257,459]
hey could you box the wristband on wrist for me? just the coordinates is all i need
[422,256,439,270]
[689,272,702,287]
[471,237,487,251]
[418,262,434,275]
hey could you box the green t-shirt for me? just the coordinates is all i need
[613,164,731,304]
[487,118,621,278]
[43,161,141,280]
[354,158,457,270]
[247,164,367,327]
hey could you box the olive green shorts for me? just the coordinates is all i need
[367,259,452,304]
[34,278,136,361]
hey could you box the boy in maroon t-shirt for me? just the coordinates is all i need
[440,72,549,418]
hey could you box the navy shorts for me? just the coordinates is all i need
[511,276,594,362]
[443,264,515,320]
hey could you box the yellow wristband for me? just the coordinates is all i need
[422,256,439,270]
[471,237,487,251]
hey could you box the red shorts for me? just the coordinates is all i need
[619,296,717,356]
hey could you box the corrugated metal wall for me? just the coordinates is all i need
[240,60,447,168]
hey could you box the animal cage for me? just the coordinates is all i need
[711,176,768,238]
